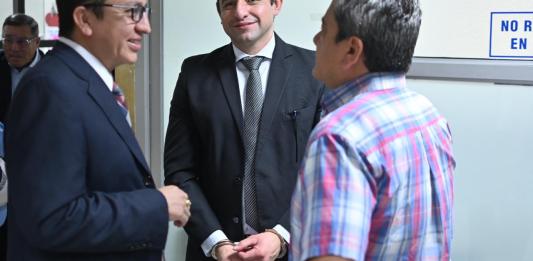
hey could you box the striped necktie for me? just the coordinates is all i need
[241,56,265,231]
[112,83,131,125]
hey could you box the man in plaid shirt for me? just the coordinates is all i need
[290,0,455,260]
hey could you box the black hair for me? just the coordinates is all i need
[56,0,106,37]
[2,13,39,37]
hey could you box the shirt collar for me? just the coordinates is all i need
[322,72,407,115]
[58,37,114,92]
[232,34,276,62]
[28,50,40,68]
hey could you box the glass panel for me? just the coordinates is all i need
[25,0,59,41]
[0,1,14,32]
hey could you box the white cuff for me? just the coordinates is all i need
[273,224,290,243]
[201,230,229,257]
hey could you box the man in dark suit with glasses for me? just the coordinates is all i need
[0,13,43,123]
[0,13,43,260]
[5,1,190,260]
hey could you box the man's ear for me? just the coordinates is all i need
[344,36,364,68]
[72,6,93,36]
[272,0,284,16]
[33,37,41,47]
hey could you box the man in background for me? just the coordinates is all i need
[0,14,42,123]
[0,13,43,260]
[5,0,190,260]
[164,0,324,260]
[290,0,455,260]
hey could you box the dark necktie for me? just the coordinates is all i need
[241,56,265,231]
[112,83,130,125]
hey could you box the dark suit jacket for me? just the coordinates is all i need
[0,50,11,123]
[5,42,169,261]
[164,35,324,261]
[0,49,44,123]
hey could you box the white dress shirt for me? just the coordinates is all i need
[58,37,114,92]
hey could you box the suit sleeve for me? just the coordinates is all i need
[164,68,222,244]
[5,76,169,253]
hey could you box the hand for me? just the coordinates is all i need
[215,244,243,261]
[233,232,281,261]
[158,185,190,226]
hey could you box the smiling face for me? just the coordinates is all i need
[2,25,40,69]
[83,0,151,70]
[218,0,282,54]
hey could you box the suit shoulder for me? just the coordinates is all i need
[286,43,315,56]
[285,43,316,62]
[182,53,209,66]
[18,54,81,96]
[27,53,69,79]
[182,45,229,67]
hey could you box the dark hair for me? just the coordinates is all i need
[215,0,276,15]
[56,0,106,37]
[333,0,421,73]
[2,13,39,37]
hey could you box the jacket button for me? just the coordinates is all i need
[233,176,242,183]
[233,217,239,224]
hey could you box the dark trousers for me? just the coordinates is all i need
[0,216,6,261]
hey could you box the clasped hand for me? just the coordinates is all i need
[157,185,191,227]
[215,232,282,261]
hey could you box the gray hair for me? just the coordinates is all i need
[333,0,422,73]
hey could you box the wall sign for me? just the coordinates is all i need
[490,12,533,58]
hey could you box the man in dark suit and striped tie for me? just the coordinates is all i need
[163,0,324,260]
[5,1,191,260]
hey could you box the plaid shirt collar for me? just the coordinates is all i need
[321,72,407,116]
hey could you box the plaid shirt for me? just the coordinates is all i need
[290,73,455,261]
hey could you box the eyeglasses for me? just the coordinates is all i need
[1,37,36,47]
[85,3,151,23]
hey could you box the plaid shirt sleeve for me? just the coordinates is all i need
[291,132,377,261]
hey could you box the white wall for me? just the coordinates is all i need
[416,0,533,59]
[0,2,13,26]
[161,1,533,261]
[410,80,533,261]
[162,2,228,260]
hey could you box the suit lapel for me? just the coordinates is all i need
[260,35,292,134]
[216,45,244,135]
[87,82,150,173]
[53,43,150,173]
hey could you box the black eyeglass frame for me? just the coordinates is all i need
[84,3,151,23]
